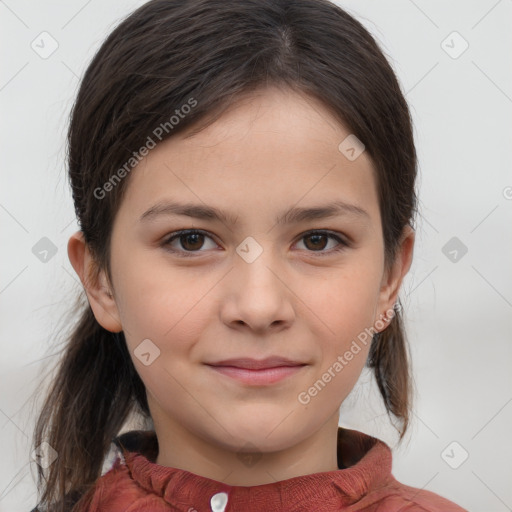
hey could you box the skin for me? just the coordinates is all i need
[68,85,414,486]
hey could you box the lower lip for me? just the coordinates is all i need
[206,365,306,385]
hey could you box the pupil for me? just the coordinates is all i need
[306,234,326,250]
[183,233,203,250]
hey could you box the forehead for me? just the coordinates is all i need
[117,87,380,227]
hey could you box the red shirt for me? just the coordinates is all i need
[72,427,467,511]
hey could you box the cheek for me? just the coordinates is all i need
[296,261,380,396]
[114,257,217,358]
[116,271,213,405]
[303,263,381,338]
[296,281,376,413]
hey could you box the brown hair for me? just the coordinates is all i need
[31,0,417,510]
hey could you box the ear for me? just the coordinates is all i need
[375,224,415,329]
[67,230,123,333]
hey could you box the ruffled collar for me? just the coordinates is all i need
[106,427,394,511]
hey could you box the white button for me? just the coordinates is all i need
[210,491,228,512]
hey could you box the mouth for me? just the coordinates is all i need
[204,357,308,386]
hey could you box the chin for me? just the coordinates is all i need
[207,417,305,453]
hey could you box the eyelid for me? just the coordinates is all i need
[161,228,350,256]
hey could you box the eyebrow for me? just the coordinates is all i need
[139,199,370,226]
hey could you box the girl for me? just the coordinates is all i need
[30,0,467,511]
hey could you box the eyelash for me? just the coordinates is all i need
[161,229,349,257]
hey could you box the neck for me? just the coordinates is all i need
[152,413,340,486]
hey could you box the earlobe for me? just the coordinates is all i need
[376,225,415,327]
[67,230,123,333]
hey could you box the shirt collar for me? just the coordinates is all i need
[111,427,393,511]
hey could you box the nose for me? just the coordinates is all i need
[220,242,295,333]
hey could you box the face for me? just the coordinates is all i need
[75,86,412,457]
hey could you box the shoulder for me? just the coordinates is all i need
[29,439,131,512]
[335,428,467,512]
[371,477,468,512]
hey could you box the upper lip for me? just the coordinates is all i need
[205,357,307,370]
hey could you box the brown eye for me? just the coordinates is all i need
[162,229,348,258]
[303,233,329,251]
[296,231,348,254]
[163,230,217,255]
[179,232,205,251]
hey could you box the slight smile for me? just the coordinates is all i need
[204,357,309,386]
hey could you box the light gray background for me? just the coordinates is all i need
[1,1,511,511]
